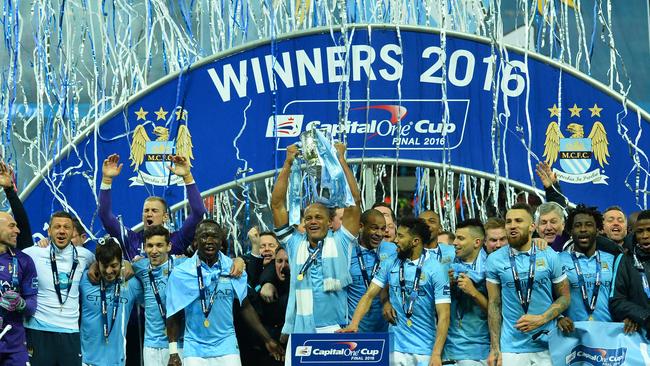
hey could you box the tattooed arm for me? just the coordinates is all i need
[486,281,503,366]
[515,278,571,333]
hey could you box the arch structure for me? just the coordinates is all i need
[20,25,650,237]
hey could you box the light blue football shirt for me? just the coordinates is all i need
[486,245,566,353]
[79,272,143,366]
[281,226,355,328]
[445,250,490,361]
[372,250,451,355]
[559,250,615,322]
[180,253,248,358]
[133,256,186,348]
[426,243,456,272]
[347,240,397,332]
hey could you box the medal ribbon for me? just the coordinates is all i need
[399,252,426,322]
[100,278,121,343]
[50,244,79,307]
[297,241,322,280]
[356,244,380,288]
[148,257,173,319]
[570,251,601,317]
[196,256,222,323]
[508,244,537,314]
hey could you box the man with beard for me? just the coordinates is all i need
[557,205,616,333]
[23,211,96,366]
[271,143,360,342]
[79,238,142,366]
[347,209,396,333]
[166,220,283,366]
[610,210,650,333]
[446,219,489,365]
[340,217,451,366]
[419,210,455,269]
[486,203,570,366]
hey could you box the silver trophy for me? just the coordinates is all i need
[300,129,323,177]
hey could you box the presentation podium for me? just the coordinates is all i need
[291,332,389,365]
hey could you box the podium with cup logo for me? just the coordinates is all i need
[291,332,389,366]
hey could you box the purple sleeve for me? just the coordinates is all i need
[99,188,140,258]
[19,254,38,317]
[170,183,206,255]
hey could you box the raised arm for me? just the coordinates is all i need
[98,154,128,239]
[271,145,299,228]
[486,281,503,366]
[172,155,207,254]
[0,162,33,249]
[335,143,361,237]
[536,162,567,207]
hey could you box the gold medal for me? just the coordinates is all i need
[203,319,210,327]
[297,273,304,281]
[588,315,594,321]
[407,319,412,327]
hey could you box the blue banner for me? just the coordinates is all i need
[20,26,650,236]
[291,332,389,366]
[549,321,650,366]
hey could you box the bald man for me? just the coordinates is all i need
[419,210,456,270]
[0,212,38,366]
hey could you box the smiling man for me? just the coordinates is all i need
[166,220,283,366]
[271,143,361,341]
[23,211,95,366]
[79,238,142,366]
[486,203,569,366]
[535,202,567,252]
[132,225,186,366]
[602,206,627,246]
[419,210,456,269]
[558,205,616,334]
[347,209,396,333]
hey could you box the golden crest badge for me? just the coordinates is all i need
[128,107,194,187]
[543,103,610,185]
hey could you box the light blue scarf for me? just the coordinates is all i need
[166,252,246,317]
[282,232,352,334]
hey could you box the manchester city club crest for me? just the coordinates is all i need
[128,106,194,186]
[543,103,610,185]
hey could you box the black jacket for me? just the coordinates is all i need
[610,247,650,327]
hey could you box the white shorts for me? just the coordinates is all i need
[390,351,430,366]
[183,354,241,366]
[284,324,342,366]
[502,350,551,366]
[143,346,183,366]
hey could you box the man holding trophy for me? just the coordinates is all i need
[271,129,361,361]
